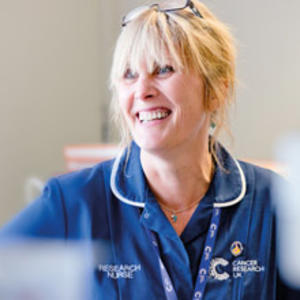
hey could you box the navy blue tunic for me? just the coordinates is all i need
[0,142,297,299]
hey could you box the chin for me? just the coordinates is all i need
[134,137,168,153]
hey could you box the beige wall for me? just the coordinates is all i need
[208,0,300,159]
[0,0,299,225]
[0,0,118,224]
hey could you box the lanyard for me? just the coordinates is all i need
[144,207,221,300]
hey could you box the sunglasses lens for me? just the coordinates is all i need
[122,6,149,26]
[159,0,188,10]
[121,0,196,27]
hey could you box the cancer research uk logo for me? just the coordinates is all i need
[230,241,244,257]
[209,241,265,280]
[98,264,141,279]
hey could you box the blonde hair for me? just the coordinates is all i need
[110,1,236,162]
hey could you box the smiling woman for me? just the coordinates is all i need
[110,1,236,157]
[117,64,208,154]
[0,1,298,299]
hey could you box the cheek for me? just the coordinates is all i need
[117,87,132,114]
[118,100,131,124]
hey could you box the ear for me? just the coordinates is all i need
[207,96,219,112]
[207,80,229,113]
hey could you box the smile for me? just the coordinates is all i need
[138,109,171,123]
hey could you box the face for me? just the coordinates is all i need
[117,61,211,153]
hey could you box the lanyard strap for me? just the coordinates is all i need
[145,207,221,300]
[146,230,179,300]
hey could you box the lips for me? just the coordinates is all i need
[137,108,171,123]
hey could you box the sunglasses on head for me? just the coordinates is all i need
[122,0,203,27]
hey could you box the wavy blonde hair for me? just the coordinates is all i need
[110,1,236,162]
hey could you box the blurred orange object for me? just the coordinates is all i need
[64,144,119,171]
[63,144,287,176]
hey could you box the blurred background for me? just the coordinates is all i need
[0,0,299,225]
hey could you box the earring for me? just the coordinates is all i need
[210,121,216,130]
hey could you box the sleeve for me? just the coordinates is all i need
[0,178,67,239]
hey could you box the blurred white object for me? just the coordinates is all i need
[24,177,44,204]
[274,133,300,288]
[0,241,91,300]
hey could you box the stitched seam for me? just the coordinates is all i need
[51,178,69,239]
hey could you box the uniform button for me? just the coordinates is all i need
[144,212,150,219]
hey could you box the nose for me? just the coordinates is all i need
[134,75,158,101]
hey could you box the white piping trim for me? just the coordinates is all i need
[110,148,145,208]
[213,158,247,208]
[111,147,246,209]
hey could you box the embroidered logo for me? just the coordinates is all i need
[98,264,141,279]
[230,241,244,257]
[209,257,265,280]
[209,257,230,281]
[232,260,265,278]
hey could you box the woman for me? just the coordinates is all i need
[0,1,296,299]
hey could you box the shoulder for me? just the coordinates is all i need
[0,159,116,238]
[54,158,116,207]
[42,159,118,218]
[49,159,115,197]
[56,159,114,184]
[239,159,281,185]
[238,160,283,202]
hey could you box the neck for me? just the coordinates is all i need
[140,138,214,211]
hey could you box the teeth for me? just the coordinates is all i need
[139,110,170,122]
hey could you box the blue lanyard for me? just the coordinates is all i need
[145,207,221,300]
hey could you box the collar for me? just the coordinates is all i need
[110,141,246,208]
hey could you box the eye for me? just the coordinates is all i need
[154,65,175,76]
[123,69,138,80]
